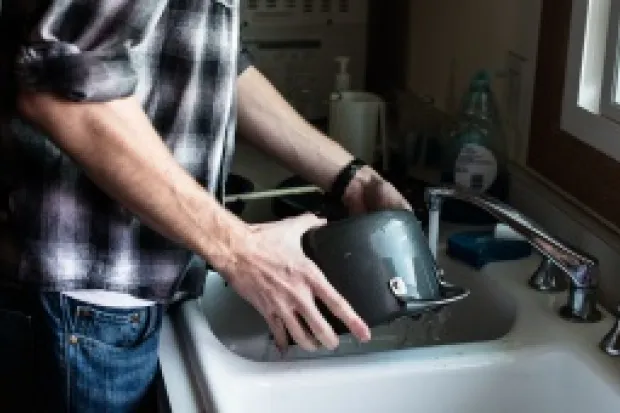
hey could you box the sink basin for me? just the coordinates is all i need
[215,349,620,413]
[168,227,620,413]
[200,252,517,361]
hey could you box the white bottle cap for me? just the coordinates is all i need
[494,223,527,242]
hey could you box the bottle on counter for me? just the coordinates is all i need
[440,70,510,224]
[328,56,352,141]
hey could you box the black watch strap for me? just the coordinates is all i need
[326,158,367,202]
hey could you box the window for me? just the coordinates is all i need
[601,0,620,123]
[529,0,620,230]
[562,0,620,162]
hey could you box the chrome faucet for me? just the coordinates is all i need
[425,186,602,323]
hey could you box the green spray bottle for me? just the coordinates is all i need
[440,70,510,224]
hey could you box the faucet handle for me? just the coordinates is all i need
[600,305,620,357]
[528,258,568,292]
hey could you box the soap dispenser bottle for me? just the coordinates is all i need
[440,70,510,224]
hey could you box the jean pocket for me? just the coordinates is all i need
[74,305,161,349]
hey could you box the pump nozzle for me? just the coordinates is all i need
[335,56,350,73]
[334,56,351,92]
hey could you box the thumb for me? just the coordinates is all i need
[297,212,328,228]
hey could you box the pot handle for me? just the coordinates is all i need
[389,279,470,313]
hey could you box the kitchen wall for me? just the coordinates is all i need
[404,0,542,165]
[401,0,620,308]
[509,165,620,310]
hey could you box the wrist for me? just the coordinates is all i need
[198,212,255,279]
[341,165,375,206]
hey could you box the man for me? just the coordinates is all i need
[0,1,411,411]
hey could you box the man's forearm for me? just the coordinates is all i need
[17,93,248,271]
[237,67,358,191]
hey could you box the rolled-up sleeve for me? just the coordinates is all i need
[16,0,158,102]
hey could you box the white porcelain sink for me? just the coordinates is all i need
[167,226,620,413]
[199,249,517,361]
[205,348,619,413]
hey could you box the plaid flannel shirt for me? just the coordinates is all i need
[1,0,251,302]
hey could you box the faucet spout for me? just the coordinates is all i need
[426,186,601,323]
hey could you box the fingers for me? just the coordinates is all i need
[243,212,360,353]
[265,315,289,353]
[312,277,371,343]
[376,180,412,212]
[269,305,337,353]
[296,297,339,351]
[280,310,319,352]
[272,278,340,351]
[292,262,341,350]
[397,196,413,211]
[391,187,413,211]
[355,175,412,213]
[296,234,369,347]
[297,212,328,228]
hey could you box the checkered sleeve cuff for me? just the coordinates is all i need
[16,43,137,102]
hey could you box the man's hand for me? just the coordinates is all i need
[235,68,410,352]
[221,213,371,352]
[236,68,413,215]
[342,166,412,215]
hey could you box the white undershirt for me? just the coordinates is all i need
[64,290,156,308]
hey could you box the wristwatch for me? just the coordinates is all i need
[326,158,367,202]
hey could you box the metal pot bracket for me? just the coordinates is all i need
[388,267,470,314]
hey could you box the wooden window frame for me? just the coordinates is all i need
[600,0,620,125]
[528,0,620,228]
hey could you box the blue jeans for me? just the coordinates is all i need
[0,289,163,412]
